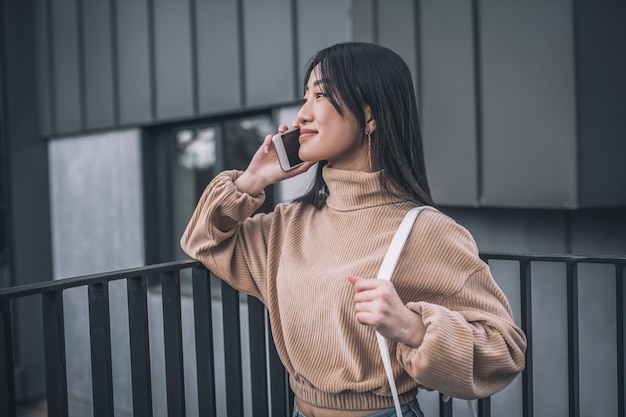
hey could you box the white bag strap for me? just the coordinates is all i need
[375,206,430,417]
[375,206,477,417]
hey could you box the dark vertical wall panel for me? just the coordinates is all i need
[574,1,626,207]
[242,0,295,107]
[296,0,351,90]
[351,0,375,43]
[153,0,194,121]
[115,0,153,125]
[82,0,115,129]
[419,0,478,206]
[195,0,242,114]
[34,0,52,135]
[2,0,51,399]
[51,0,83,133]
[376,0,418,82]
[480,0,577,208]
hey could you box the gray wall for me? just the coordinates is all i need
[353,0,626,209]
[36,0,352,135]
[15,0,626,209]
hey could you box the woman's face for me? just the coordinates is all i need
[295,66,369,171]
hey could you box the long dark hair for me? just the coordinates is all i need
[294,42,435,209]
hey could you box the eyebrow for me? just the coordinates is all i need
[304,79,326,91]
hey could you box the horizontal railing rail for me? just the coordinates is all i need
[1,253,625,417]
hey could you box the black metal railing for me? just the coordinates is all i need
[0,260,291,417]
[1,254,625,417]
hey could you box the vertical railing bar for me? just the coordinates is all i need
[88,282,115,417]
[566,262,580,417]
[288,382,295,416]
[192,267,216,417]
[438,394,453,417]
[42,291,69,417]
[221,280,244,417]
[248,295,269,417]
[520,259,533,417]
[478,397,490,417]
[616,263,625,417]
[268,322,289,417]
[161,270,186,417]
[0,299,16,417]
[127,275,153,417]
[476,256,492,417]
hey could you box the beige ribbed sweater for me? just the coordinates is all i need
[180,167,526,410]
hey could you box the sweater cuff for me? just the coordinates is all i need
[396,301,475,398]
[211,170,267,218]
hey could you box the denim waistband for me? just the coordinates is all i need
[292,396,424,417]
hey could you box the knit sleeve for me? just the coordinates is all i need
[179,170,271,301]
[395,214,527,400]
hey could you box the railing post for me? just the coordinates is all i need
[222,280,244,417]
[127,276,153,417]
[161,270,186,417]
[566,262,580,417]
[477,397,490,417]
[0,299,16,417]
[192,267,216,416]
[268,331,290,417]
[520,259,533,417]
[248,296,269,417]
[42,291,69,417]
[88,283,115,417]
[439,394,453,417]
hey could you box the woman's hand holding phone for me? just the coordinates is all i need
[234,125,315,196]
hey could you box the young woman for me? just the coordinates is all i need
[181,42,526,417]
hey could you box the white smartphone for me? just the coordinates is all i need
[272,128,303,171]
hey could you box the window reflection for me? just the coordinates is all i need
[223,117,274,170]
[176,127,217,170]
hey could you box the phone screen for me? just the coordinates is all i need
[282,129,303,167]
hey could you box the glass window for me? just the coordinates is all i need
[143,112,275,265]
[49,129,145,278]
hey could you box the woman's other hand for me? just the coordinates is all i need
[348,275,425,348]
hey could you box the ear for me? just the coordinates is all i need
[364,104,377,134]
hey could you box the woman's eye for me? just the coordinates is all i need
[315,92,326,99]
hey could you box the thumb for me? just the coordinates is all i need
[347,275,361,286]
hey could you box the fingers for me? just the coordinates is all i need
[287,161,316,176]
[261,125,290,154]
[348,275,385,321]
[348,275,401,327]
[261,133,274,154]
[348,275,388,293]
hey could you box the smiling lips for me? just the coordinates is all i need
[299,128,316,141]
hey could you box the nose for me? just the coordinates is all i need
[296,97,311,126]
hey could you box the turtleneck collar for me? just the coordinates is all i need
[322,165,407,211]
